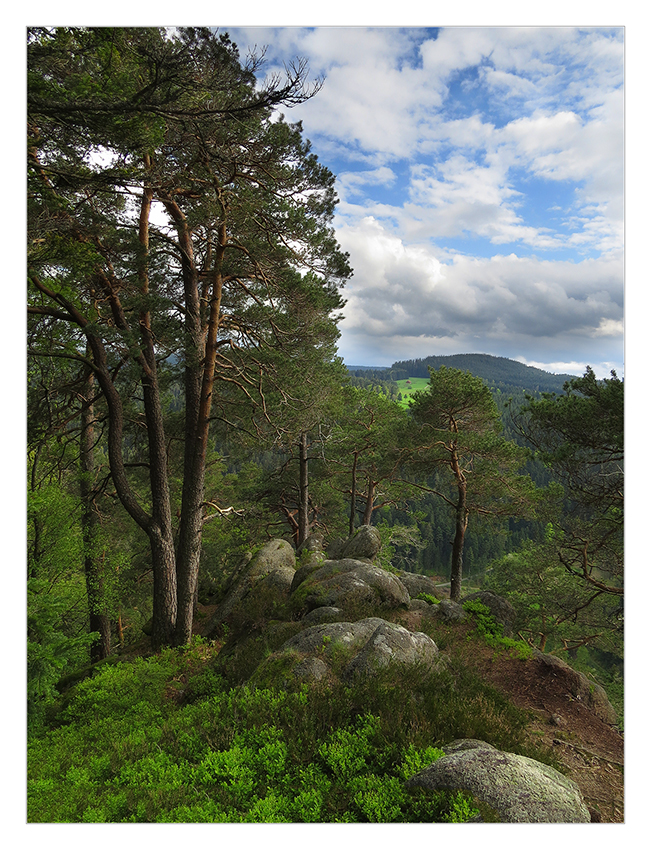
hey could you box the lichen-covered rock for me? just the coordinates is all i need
[421,599,466,623]
[292,559,409,612]
[256,566,296,596]
[301,606,344,625]
[251,616,445,687]
[205,540,296,636]
[324,537,347,560]
[406,739,591,823]
[247,539,297,578]
[340,525,382,561]
[291,656,329,682]
[531,649,618,725]
[290,551,327,593]
[343,621,441,680]
[397,571,442,600]
[278,618,386,656]
[296,533,324,556]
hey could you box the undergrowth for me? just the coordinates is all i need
[462,600,532,660]
[27,634,539,823]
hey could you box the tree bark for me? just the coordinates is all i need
[348,451,358,537]
[361,475,375,526]
[136,172,178,648]
[170,210,226,646]
[297,431,310,545]
[449,444,468,603]
[79,364,111,662]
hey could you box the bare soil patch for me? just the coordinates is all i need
[449,630,624,823]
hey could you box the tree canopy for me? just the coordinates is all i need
[409,367,537,601]
[515,368,623,597]
[28,26,350,647]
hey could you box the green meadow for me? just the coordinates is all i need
[395,378,430,408]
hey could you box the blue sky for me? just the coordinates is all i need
[227,25,624,377]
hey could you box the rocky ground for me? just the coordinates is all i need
[440,626,624,823]
[176,535,625,828]
[195,599,625,823]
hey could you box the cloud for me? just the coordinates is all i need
[514,358,620,380]
[337,167,398,198]
[335,217,623,367]
[227,26,623,373]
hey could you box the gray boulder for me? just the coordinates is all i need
[256,565,296,596]
[325,537,347,560]
[279,618,386,657]
[290,550,327,593]
[251,617,444,687]
[291,656,329,682]
[292,559,409,612]
[398,571,441,600]
[296,533,324,556]
[421,599,467,623]
[462,590,516,636]
[247,539,296,578]
[205,539,296,635]
[531,649,618,725]
[343,621,441,680]
[406,739,590,823]
[301,606,344,625]
[408,598,431,613]
[340,525,382,561]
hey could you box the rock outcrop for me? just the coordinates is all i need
[343,620,442,680]
[291,559,410,613]
[397,571,442,600]
[461,590,517,636]
[325,525,382,561]
[406,739,591,823]
[205,539,296,636]
[251,617,442,687]
[203,533,617,740]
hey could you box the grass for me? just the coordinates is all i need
[395,377,430,409]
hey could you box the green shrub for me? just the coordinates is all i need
[416,592,439,605]
[462,600,532,660]
[29,638,550,822]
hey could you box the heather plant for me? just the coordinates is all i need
[27,638,545,823]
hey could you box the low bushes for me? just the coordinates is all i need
[27,635,537,823]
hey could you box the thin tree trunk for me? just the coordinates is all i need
[297,431,310,545]
[171,213,226,646]
[150,527,178,647]
[349,451,358,537]
[361,475,375,526]
[79,364,111,661]
[450,475,467,603]
[29,443,44,579]
[137,172,178,648]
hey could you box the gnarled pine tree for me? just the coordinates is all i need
[28,27,350,647]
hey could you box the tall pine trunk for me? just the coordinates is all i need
[79,363,111,661]
[348,451,359,536]
[361,475,375,526]
[172,216,226,646]
[449,447,468,603]
[137,172,178,648]
[297,432,310,545]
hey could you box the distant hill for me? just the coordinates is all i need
[348,353,577,396]
[345,364,390,371]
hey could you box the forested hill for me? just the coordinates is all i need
[348,353,576,395]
